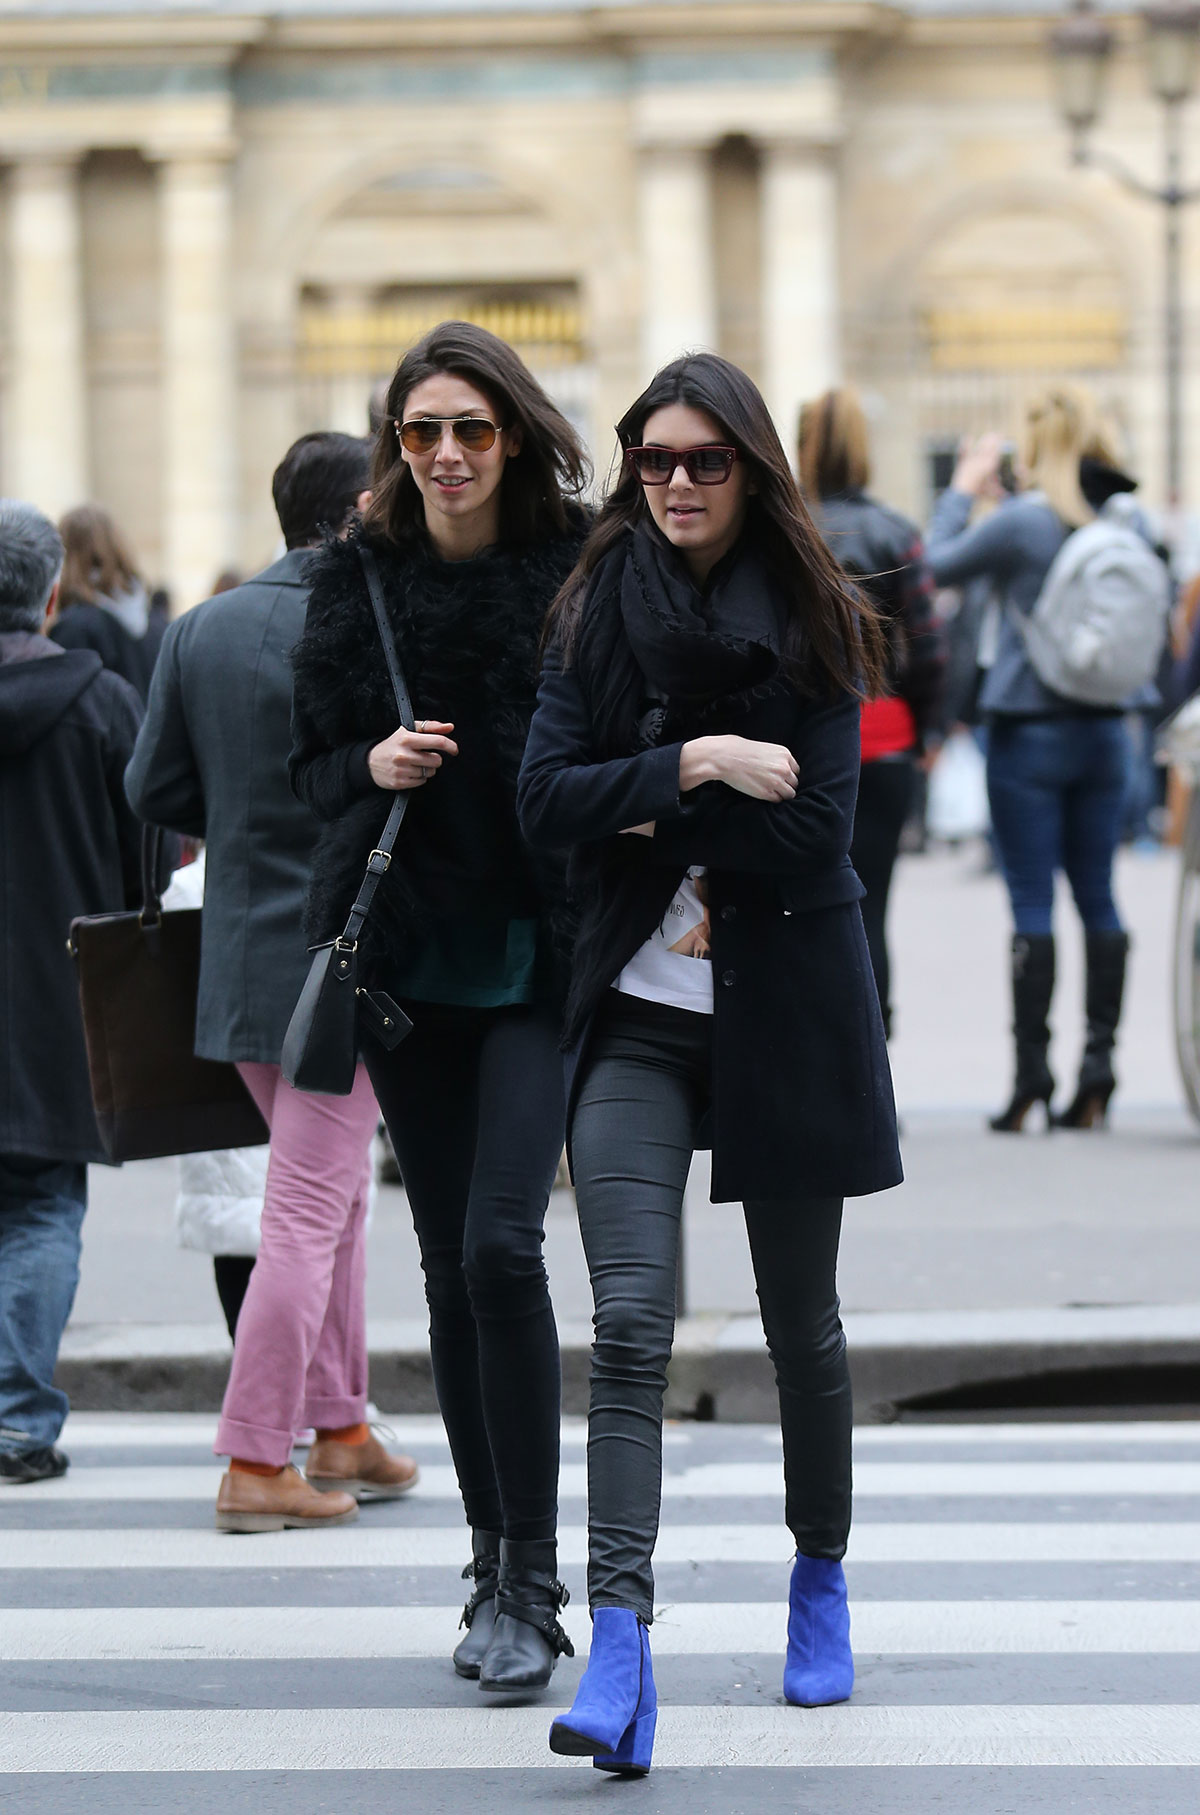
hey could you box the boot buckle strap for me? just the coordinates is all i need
[459,1552,501,1629]
[500,1568,569,1604]
[493,1585,575,1658]
[459,1578,499,1630]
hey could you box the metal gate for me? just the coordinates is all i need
[295,289,593,450]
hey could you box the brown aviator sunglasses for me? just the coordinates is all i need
[395,417,502,454]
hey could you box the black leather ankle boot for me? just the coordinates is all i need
[478,1537,574,1692]
[452,1528,502,1679]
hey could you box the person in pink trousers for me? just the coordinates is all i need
[212,1062,393,1526]
[126,432,417,1530]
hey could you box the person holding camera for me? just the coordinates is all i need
[926,387,1158,1131]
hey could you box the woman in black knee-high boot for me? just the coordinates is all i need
[291,322,589,1693]
[924,388,1148,1132]
[517,353,902,1775]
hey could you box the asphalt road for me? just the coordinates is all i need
[2,1413,1198,1811]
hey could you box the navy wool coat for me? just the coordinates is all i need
[0,638,143,1162]
[517,656,902,1203]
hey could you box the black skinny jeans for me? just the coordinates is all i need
[850,755,917,1040]
[572,993,852,1624]
[365,999,565,1542]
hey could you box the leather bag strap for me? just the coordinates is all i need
[139,824,165,927]
[360,543,415,732]
[333,545,417,951]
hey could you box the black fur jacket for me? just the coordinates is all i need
[289,521,586,984]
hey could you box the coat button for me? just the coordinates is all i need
[721,905,737,922]
[721,969,736,987]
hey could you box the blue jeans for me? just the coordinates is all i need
[0,1155,87,1453]
[987,716,1130,937]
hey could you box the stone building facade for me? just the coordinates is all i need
[0,0,1194,608]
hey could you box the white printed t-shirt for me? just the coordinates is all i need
[614,867,714,1015]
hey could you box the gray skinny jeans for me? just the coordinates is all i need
[571,992,852,1624]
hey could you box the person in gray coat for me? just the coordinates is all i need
[127,432,418,1533]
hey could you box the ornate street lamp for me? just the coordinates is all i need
[1049,0,1200,513]
[1050,1,1114,143]
[1144,1,1200,101]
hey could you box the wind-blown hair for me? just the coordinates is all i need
[547,353,886,698]
[363,319,591,549]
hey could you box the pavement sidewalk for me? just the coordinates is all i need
[60,844,1200,1419]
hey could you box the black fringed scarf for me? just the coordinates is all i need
[620,520,784,701]
[576,522,786,759]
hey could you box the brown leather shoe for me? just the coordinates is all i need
[215,1464,359,1533]
[305,1430,419,1501]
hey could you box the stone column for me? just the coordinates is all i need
[5,155,87,515]
[323,284,378,437]
[760,138,841,452]
[157,154,236,612]
[636,143,717,380]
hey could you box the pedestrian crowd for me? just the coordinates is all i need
[0,322,1182,1772]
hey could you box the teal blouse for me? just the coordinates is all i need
[387,917,539,1009]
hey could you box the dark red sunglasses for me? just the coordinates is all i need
[625,445,739,486]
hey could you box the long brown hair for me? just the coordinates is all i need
[797,387,872,501]
[363,320,590,548]
[58,504,141,607]
[548,353,886,699]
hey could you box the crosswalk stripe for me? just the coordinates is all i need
[17,1459,1200,1500]
[5,1522,1200,1571]
[57,1416,696,1452]
[59,1415,1200,1451]
[4,1601,1198,1661]
[848,1423,1200,1448]
[2,1704,1199,1772]
[6,1420,1198,1784]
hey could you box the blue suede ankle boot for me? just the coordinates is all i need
[548,1607,657,1776]
[783,1555,854,1707]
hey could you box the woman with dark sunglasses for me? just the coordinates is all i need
[290,321,589,1692]
[518,353,901,1774]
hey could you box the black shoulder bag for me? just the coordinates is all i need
[281,545,415,1095]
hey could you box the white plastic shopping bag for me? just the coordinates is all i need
[926,729,990,842]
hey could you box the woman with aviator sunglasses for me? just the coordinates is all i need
[290,321,589,1692]
[518,353,901,1774]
